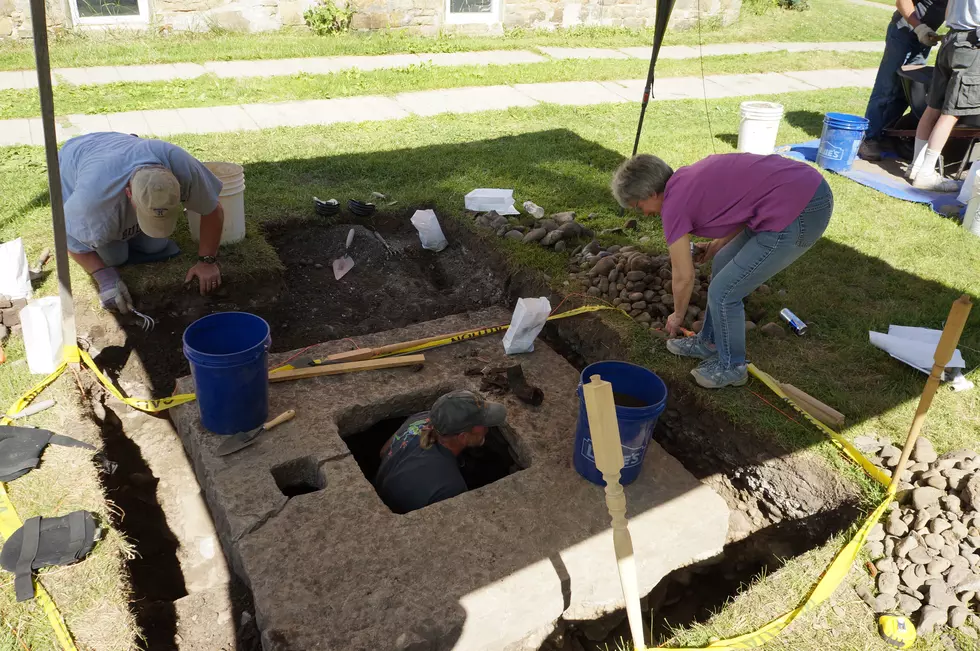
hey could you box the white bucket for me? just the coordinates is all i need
[737,101,785,155]
[187,161,246,245]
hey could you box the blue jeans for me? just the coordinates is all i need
[864,18,932,140]
[97,231,171,267]
[698,179,833,369]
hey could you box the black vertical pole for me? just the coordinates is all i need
[30,0,78,362]
[630,0,677,157]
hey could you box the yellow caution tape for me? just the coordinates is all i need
[271,304,620,372]
[747,364,891,489]
[1,362,69,426]
[78,349,196,413]
[0,483,79,651]
[671,495,890,650]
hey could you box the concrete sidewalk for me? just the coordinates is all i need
[0,41,883,91]
[0,67,876,146]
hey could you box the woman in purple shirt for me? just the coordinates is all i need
[611,153,833,389]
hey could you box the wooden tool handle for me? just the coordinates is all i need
[269,355,426,383]
[780,383,845,428]
[889,295,973,493]
[264,410,295,430]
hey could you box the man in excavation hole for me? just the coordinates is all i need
[59,132,225,315]
[611,153,833,389]
[375,390,507,514]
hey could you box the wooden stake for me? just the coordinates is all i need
[889,295,973,494]
[325,326,508,363]
[268,355,425,383]
[779,383,845,429]
[582,374,646,651]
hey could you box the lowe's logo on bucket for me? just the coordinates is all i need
[581,438,645,468]
[818,142,845,161]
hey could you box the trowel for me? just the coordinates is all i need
[332,228,356,280]
[215,410,295,457]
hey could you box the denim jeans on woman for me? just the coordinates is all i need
[697,179,833,370]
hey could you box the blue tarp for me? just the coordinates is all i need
[778,140,965,216]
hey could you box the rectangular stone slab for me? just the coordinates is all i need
[171,307,729,651]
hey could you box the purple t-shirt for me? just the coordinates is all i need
[661,153,824,245]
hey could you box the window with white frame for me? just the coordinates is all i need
[69,0,149,26]
[445,0,499,24]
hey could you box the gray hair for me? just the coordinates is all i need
[610,154,674,208]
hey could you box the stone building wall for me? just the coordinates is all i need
[0,0,737,38]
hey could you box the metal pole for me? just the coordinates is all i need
[29,0,78,364]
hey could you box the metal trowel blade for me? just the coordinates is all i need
[333,256,355,280]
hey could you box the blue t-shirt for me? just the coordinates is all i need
[374,412,467,514]
[58,132,223,253]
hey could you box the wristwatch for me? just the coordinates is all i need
[198,255,218,264]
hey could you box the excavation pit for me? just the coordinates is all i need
[170,308,731,651]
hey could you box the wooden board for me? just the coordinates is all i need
[268,355,425,383]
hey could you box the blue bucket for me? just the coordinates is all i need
[816,112,869,172]
[573,361,668,486]
[183,312,271,435]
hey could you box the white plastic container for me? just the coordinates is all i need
[20,296,63,374]
[963,172,980,238]
[188,162,246,245]
[737,101,785,155]
[410,209,448,252]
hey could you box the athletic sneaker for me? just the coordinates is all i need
[912,172,960,193]
[690,358,748,389]
[665,336,716,360]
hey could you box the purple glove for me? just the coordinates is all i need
[92,267,132,314]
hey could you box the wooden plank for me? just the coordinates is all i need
[268,354,425,383]
[780,383,845,429]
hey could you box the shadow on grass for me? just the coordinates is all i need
[105,128,977,649]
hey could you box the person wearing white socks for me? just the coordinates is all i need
[908,0,980,192]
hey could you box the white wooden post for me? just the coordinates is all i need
[582,374,646,651]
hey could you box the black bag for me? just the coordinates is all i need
[0,426,95,482]
[1,511,99,601]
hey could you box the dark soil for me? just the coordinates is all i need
[123,215,507,394]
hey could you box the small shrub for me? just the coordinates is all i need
[304,0,355,35]
[777,0,810,11]
[742,0,779,15]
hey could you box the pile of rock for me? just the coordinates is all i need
[0,294,27,341]
[472,210,592,253]
[857,435,980,637]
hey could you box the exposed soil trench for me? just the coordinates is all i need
[79,214,860,649]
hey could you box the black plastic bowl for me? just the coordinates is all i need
[348,199,376,217]
[314,198,340,217]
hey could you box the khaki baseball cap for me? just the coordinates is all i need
[130,166,182,238]
[431,390,507,436]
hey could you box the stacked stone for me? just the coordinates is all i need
[0,294,27,341]
[565,240,710,331]
[472,210,592,253]
[857,435,980,638]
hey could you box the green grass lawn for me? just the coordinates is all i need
[0,50,885,119]
[3,84,977,647]
[0,0,886,71]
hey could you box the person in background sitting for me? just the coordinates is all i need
[610,153,833,389]
[860,0,945,161]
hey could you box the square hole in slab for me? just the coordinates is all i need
[343,414,529,509]
[271,456,327,497]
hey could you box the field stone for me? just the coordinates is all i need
[626,271,645,282]
[554,241,566,253]
[918,606,948,635]
[908,546,934,566]
[962,475,980,512]
[926,475,948,491]
[897,535,920,558]
[661,295,675,307]
[926,584,959,608]
[592,257,616,276]
[504,230,524,241]
[898,594,923,614]
[950,606,970,629]
[931,519,953,535]
[587,287,601,297]
[866,541,885,558]
[760,322,785,338]
[634,312,651,324]
[538,219,558,232]
[913,487,944,510]
[903,567,926,592]
[868,523,886,543]
[925,533,946,550]
[552,212,576,225]
[956,574,980,592]
[941,495,963,515]
[928,558,953,576]
[913,438,938,464]
[631,302,647,311]
[627,292,644,302]
[876,557,898,573]
[643,290,656,302]
[878,572,900,595]
[855,584,876,609]
[886,515,909,537]
[874,593,897,613]
[540,230,564,247]
[607,245,622,254]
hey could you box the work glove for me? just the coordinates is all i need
[92,267,133,315]
[914,23,941,46]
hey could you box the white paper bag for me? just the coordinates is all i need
[464,189,520,216]
[410,209,448,252]
[21,296,64,374]
[502,297,551,355]
[0,238,33,300]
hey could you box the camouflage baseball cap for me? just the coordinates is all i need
[430,390,507,436]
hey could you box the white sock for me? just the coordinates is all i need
[909,138,930,179]
[920,148,942,177]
